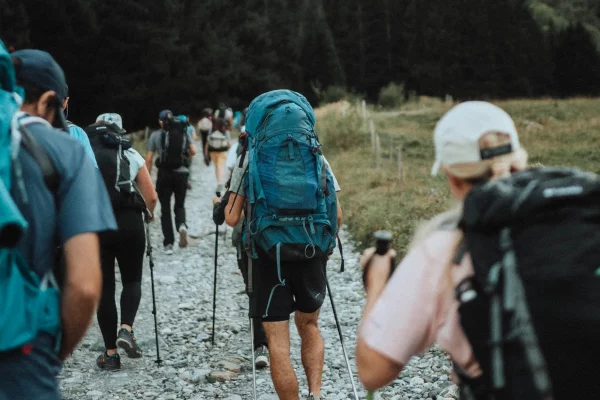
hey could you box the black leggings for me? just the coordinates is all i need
[97,209,146,350]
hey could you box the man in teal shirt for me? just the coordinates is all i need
[61,85,98,167]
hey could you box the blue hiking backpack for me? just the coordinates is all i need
[0,40,61,352]
[243,90,338,266]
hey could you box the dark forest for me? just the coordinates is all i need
[2,0,600,129]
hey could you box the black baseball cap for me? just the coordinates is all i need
[11,49,69,131]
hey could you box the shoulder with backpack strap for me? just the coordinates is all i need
[0,40,62,353]
[454,166,600,400]
[242,89,339,269]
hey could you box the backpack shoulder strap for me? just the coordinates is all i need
[18,125,59,192]
[453,238,467,265]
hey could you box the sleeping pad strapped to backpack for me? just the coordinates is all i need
[243,89,338,268]
[454,167,600,400]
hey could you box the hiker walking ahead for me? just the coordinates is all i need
[225,90,342,400]
[146,110,196,254]
[197,108,213,166]
[1,47,116,400]
[207,117,231,196]
[356,101,600,400]
[214,102,233,127]
[86,114,157,370]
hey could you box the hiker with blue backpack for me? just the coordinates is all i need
[0,46,116,399]
[224,90,343,400]
[85,113,158,370]
[356,101,600,400]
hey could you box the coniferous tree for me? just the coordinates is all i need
[554,22,600,96]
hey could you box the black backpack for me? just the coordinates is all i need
[158,117,188,169]
[454,167,600,400]
[215,107,229,120]
[85,123,145,211]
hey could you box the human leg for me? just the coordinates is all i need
[215,151,227,184]
[115,210,145,328]
[295,309,324,397]
[172,172,188,231]
[156,170,175,247]
[238,252,268,349]
[290,256,328,396]
[252,249,297,395]
[262,320,299,400]
[96,232,118,353]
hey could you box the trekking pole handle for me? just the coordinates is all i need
[362,230,396,288]
[143,208,153,223]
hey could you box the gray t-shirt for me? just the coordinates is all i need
[229,151,341,197]
[148,129,194,173]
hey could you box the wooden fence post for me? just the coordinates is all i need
[369,120,376,152]
[375,133,382,168]
[397,146,404,182]
[361,100,367,120]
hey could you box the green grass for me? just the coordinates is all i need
[317,98,600,254]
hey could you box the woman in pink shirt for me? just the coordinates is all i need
[356,102,528,391]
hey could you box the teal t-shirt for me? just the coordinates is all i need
[67,123,98,168]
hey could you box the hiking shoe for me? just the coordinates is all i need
[164,244,174,255]
[179,226,188,248]
[96,352,121,371]
[116,328,142,358]
[254,345,269,369]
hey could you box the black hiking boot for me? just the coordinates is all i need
[116,328,143,358]
[96,352,121,371]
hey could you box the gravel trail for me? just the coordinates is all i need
[59,154,455,400]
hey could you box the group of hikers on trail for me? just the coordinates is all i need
[2,40,600,400]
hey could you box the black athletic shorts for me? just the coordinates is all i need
[250,248,327,322]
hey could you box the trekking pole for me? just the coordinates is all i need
[211,224,219,346]
[250,317,257,400]
[326,278,360,400]
[144,210,162,365]
[364,231,395,399]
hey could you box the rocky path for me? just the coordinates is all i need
[59,153,456,399]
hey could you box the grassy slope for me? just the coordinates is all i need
[317,98,600,255]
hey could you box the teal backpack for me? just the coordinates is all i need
[243,90,338,268]
[0,40,61,353]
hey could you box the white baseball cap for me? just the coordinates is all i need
[96,113,123,129]
[431,101,521,177]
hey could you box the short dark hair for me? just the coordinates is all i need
[18,82,49,105]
